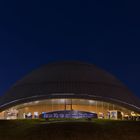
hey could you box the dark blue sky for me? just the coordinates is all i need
[0,0,140,99]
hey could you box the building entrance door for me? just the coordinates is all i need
[64,99,73,110]
[66,105,72,110]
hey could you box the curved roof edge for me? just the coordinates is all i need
[0,94,140,113]
[0,61,140,114]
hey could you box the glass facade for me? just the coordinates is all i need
[0,98,139,120]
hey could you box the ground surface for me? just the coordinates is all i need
[0,119,140,140]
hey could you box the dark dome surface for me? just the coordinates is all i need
[0,61,140,112]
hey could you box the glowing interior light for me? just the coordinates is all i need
[59,99,65,103]
[89,100,95,104]
[131,112,136,116]
[34,101,40,104]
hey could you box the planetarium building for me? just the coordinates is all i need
[0,61,140,120]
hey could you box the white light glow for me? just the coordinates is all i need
[89,100,95,104]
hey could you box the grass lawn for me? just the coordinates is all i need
[0,119,140,140]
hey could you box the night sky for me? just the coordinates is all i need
[0,0,140,99]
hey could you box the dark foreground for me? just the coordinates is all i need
[0,119,140,140]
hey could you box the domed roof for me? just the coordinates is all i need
[0,61,140,112]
